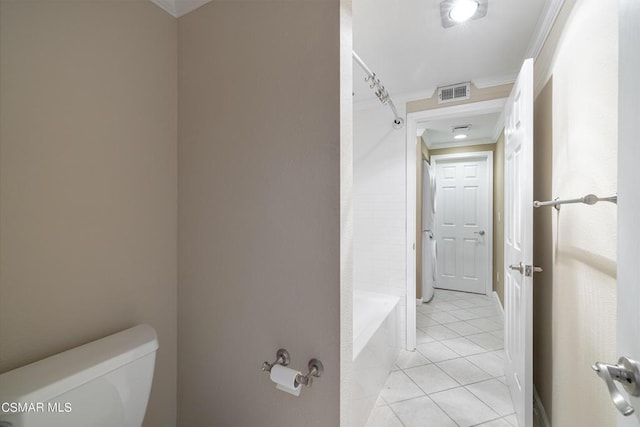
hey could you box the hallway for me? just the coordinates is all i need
[366,289,518,427]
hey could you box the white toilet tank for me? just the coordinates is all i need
[0,324,158,427]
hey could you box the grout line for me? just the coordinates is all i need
[401,363,462,396]
[427,396,463,427]
[384,403,407,427]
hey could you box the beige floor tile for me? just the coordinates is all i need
[437,357,492,385]
[404,363,460,394]
[430,387,499,427]
[466,379,515,416]
[379,371,425,404]
[391,395,457,427]
[416,341,460,362]
[365,405,403,427]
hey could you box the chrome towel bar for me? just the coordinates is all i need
[533,194,617,210]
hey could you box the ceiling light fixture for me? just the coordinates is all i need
[452,125,471,140]
[440,0,488,28]
[449,0,479,23]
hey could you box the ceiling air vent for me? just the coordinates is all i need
[437,82,471,104]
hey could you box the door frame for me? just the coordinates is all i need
[430,151,494,297]
[405,98,506,350]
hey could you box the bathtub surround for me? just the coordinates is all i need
[351,291,400,425]
[353,103,407,344]
[352,72,407,427]
[0,2,178,426]
[177,1,346,426]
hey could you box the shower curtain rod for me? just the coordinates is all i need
[353,51,405,129]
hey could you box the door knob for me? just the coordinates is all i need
[509,263,543,276]
[592,356,640,416]
[509,263,524,274]
[474,230,485,236]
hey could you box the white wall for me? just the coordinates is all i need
[534,0,618,424]
[353,103,407,341]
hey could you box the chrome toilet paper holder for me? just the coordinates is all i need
[261,348,324,387]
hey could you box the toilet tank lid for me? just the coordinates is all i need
[0,324,158,404]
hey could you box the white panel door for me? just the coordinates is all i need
[434,155,489,294]
[503,58,534,427]
[614,1,640,424]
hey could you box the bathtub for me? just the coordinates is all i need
[350,291,401,426]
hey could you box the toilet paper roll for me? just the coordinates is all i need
[270,364,302,397]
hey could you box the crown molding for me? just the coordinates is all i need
[394,88,437,104]
[492,108,505,142]
[353,87,436,112]
[426,137,495,150]
[472,74,517,89]
[150,0,176,16]
[524,0,565,60]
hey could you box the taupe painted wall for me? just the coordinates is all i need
[533,78,554,420]
[492,133,505,304]
[177,2,343,426]
[532,0,618,425]
[0,2,178,426]
[428,142,505,302]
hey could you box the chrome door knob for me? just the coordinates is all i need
[509,263,543,276]
[509,263,524,274]
[474,230,485,236]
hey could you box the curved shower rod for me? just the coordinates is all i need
[353,51,405,129]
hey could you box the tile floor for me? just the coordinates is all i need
[366,289,519,427]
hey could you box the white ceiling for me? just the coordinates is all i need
[150,0,212,17]
[353,0,548,103]
[421,111,502,149]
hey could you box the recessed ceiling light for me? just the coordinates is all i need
[440,0,488,28]
[449,0,479,23]
[452,124,471,140]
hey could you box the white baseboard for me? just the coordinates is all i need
[492,291,504,317]
[533,386,551,427]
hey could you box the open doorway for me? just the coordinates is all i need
[406,98,506,350]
